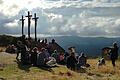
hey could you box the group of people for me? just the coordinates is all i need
[98,42,119,67]
[66,47,89,70]
[16,41,89,70]
[15,36,89,70]
[14,35,119,71]
[16,40,65,67]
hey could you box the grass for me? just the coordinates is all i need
[0,52,120,80]
[0,47,6,52]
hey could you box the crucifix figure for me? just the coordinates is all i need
[20,15,25,36]
[26,11,32,39]
[32,13,39,41]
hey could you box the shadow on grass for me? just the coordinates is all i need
[76,68,87,73]
[38,65,59,74]
[15,59,59,73]
[15,60,31,72]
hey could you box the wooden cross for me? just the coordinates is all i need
[25,11,32,39]
[32,13,39,41]
[20,15,25,36]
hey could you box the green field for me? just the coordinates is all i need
[0,52,120,80]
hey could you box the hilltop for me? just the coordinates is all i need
[0,35,17,46]
[0,35,120,57]
[0,52,120,80]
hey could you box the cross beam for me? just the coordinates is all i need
[25,11,32,39]
[32,13,39,41]
[20,15,25,36]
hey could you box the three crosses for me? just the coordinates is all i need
[20,11,39,41]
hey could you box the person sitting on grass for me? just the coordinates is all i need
[77,52,90,69]
[46,57,57,67]
[44,49,50,63]
[78,53,86,67]
[37,48,46,67]
[51,50,59,63]
[97,58,105,68]
[59,52,66,65]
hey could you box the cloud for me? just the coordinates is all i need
[0,0,3,4]
[43,12,63,22]
[46,11,120,36]
[0,0,120,37]
[5,19,19,28]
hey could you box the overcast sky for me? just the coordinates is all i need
[1,0,120,37]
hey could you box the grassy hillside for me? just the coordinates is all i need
[0,52,120,80]
[0,35,17,46]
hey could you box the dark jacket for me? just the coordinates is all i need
[66,55,77,68]
[110,46,119,60]
[37,52,46,66]
[31,52,38,65]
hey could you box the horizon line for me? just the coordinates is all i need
[1,34,120,38]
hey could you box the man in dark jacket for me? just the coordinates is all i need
[20,43,27,65]
[16,41,22,60]
[66,52,77,70]
[110,42,119,67]
[31,47,38,66]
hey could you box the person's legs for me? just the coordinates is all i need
[112,59,115,67]
[16,51,20,60]
[34,58,37,66]
[21,53,27,65]
[71,65,75,71]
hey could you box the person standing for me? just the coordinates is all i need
[66,52,77,70]
[20,42,27,65]
[31,47,38,66]
[110,42,119,67]
[16,41,22,60]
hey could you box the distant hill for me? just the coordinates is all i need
[0,35,120,57]
[44,36,120,57]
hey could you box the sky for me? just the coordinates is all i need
[1,0,120,37]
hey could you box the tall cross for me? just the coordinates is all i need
[20,15,25,36]
[32,13,39,41]
[25,11,32,39]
